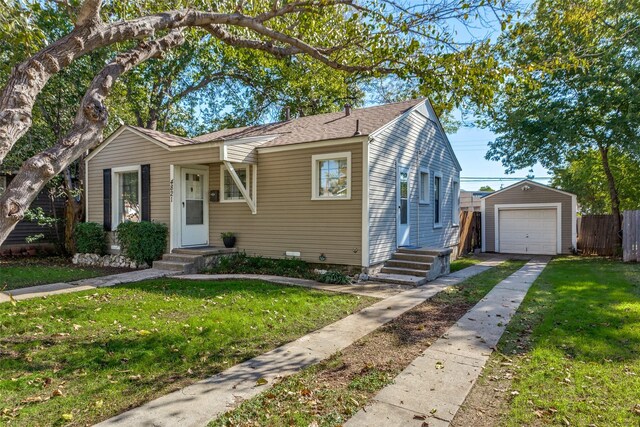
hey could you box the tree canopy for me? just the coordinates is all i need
[483,0,640,237]
[0,0,516,245]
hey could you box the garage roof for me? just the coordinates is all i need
[482,179,576,199]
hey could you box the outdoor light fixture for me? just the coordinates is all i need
[521,185,531,191]
[319,253,327,261]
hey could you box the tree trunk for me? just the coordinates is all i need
[598,144,623,244]
[0,31,186,246]
[62,166,84,254]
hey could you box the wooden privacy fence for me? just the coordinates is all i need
[458,211,481,256]
[623,210,640,262]
[577,214,619,256]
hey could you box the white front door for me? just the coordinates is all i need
[397,166,410,246]
[499,209,557,255]
[181,167,209,247]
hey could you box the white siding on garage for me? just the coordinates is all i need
[368,103,461,266]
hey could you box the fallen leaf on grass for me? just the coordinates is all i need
[21,396,43,404]
[51,389,64,397]
[255,377,268,386]
[61,413,73,421]
[137,330,151,336]
[95,400,104,408]
[631,403,640,415]
[129,375,142,381]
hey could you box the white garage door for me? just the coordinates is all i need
[499,209,557,255]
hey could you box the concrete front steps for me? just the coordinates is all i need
[152,246,235,274]
[369,247,452,286]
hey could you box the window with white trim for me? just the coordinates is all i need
[419,169,430,204]
[220,164,249,202]
[434,174,442,227]
[112,167,141,227]
[311,152,351,200]
[452,180,460,226]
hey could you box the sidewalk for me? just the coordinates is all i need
[96,258,506,427]
[0,268,173,303]
[177,273,412,299]
[345,257,550,427]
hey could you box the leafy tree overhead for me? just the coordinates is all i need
[478,185,494,191]
[551,148,640,215]
[483,0,640,241]
[0,0,516,246]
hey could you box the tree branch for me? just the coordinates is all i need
[0,29,185,244]
[76,0,103,27]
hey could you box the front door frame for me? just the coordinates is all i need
[170,164,210,250]
[397,165,411,246]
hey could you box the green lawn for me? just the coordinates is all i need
[1,259,121,291]
[497,257,640,426]
[0,279,374,426]
[211,260,527,427]
[450,256,483,273]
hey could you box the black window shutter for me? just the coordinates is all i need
[141,164,151,221]
[103,169,112,231]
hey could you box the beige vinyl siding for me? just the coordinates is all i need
[86,129,219,243]
[223,141,263,163]
[483,184,573,254]
[210,142,362,265]
[368,105,460,265]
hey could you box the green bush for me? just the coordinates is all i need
[318,270,352,285]
[208,252,314,278]
[75,222,106,255]
[116,221,168,265]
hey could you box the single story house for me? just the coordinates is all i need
[85,98,462,271]
[481,180,577,255]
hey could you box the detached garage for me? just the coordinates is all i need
[481,180,577,255]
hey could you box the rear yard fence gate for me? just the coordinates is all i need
[623,210,640,262]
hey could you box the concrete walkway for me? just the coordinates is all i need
[345,257,550,427]
[96,258,506,427]
[177,274,412,299]
[0,268,173,303]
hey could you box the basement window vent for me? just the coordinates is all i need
[285,251,301,257]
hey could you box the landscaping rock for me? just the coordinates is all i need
[72,253,147,269]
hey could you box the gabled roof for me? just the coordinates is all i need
[127,126,197,147]
[90,98,460,163]
[194,98,424,147]
[482,179,576,199]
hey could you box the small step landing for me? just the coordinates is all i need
[153,246,236,273]
[369,247,452,286]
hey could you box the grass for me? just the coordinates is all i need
[0,279,374,426]
[450,256,483,273]
[0,258,124,291]
[210,259,527,427]
[493,257,640,426]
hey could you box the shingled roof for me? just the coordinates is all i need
[195,98,423,147]
[126,98,424,148]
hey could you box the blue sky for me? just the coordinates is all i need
[444,0,549,192]
[448,122,551,192]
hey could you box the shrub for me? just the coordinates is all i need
[208,252,314,278]
[317,270,351,285]
[75,222,106,254]
[116,221,168,265]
